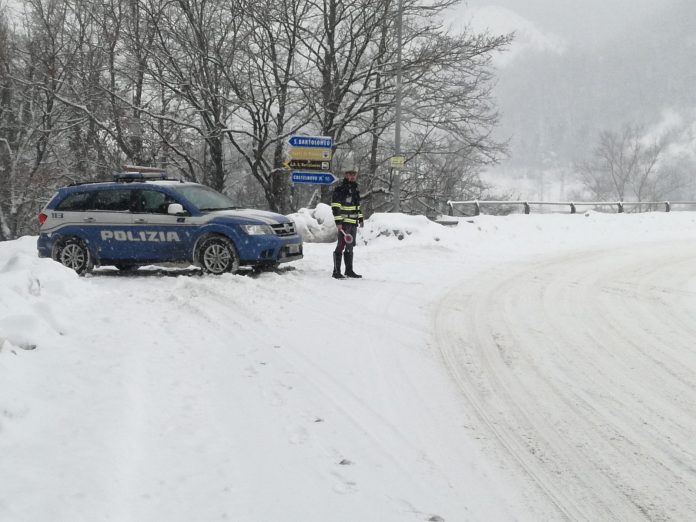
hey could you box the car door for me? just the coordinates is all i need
[88,188,139,261]
[130,189,193,261]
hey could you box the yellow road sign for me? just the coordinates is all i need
[390,155,405,169]
[288,147,332,161]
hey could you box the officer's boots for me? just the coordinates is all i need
[343,251,362,278]
[332,252,345,279]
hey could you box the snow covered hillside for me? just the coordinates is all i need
[2,211,696,521]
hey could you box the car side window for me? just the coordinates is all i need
[55,191,93,211]
[138,189,176,214]
[90,189,133,212]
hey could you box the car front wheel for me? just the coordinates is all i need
[54,237,92,274]
[197,236,239,275]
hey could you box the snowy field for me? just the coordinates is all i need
[2,209,696,521]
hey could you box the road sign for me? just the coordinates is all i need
[390,155,405,169]
[287,147,332,161]
[290,171,337,185]
[284,159,331,171]
[287,135,333,148]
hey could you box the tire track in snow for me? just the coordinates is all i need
[435,241,696,521]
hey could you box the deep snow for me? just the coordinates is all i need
[2,208,696,521]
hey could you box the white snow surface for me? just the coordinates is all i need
[2,210,696,521]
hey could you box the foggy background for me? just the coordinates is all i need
[451,0,696,200]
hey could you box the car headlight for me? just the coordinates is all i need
[241,224,273,235]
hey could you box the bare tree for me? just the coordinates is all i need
[221,0,312,213]
[0,0,83,239]
[48,0,168,176]
[306,0,511,212]
[577,125,677,205]
[0,10,17,239]
[146,0,246,191]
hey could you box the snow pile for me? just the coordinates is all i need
[0,237,87,352]
[292,207,457,246]
[360,212,450,245]
[290,203,337,242]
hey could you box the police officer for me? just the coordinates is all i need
[331,170,364,279]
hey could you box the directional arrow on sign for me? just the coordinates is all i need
[290,171,337,185]
[284,159,331,171]
[287,135,333,148]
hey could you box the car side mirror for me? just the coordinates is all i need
[168,203,185,215]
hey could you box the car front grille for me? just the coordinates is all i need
[271,222,296,236]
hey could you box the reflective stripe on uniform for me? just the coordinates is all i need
[332,183,363,225]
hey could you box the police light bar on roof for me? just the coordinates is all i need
[113,171,169,181]
[121,164,167,173]
[114,165,168,182]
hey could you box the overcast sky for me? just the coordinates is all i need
[444,0,696,186]
[455,0,660,48]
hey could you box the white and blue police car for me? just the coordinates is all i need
[37,170,303,274]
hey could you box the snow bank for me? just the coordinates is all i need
[291,206,456,246]
[0,237,89,351]
[290,203,337,242]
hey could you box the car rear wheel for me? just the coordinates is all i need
[198,236,239,275]
[54,237,92,274]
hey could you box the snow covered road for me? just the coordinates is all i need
[436,241,696,521]
[4,213,696,521]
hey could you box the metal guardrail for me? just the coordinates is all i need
[446,200,696,216]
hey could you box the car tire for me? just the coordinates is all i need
[53,237,92,274]
[197,236,239,275]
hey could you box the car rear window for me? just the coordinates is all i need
[90,189,133,211]
[55,191,93,211]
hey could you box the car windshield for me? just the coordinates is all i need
[171,185,239,212]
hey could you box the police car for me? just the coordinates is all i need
[37,169,303,274]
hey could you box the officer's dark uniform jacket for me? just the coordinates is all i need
[331,177,364,278]
[331,179,364,228]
